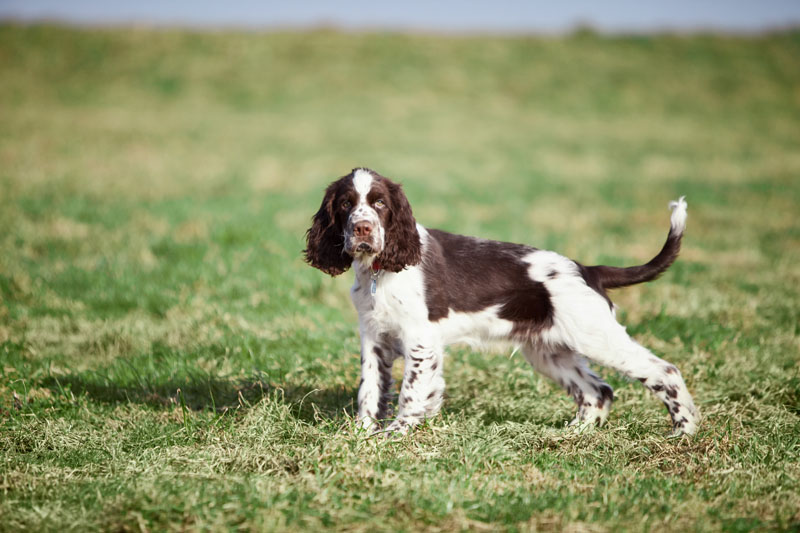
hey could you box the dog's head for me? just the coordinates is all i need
[304,168,421,276]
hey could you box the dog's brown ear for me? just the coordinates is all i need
[304,182,352,276]
[378,181,421,272]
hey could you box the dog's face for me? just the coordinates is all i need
[342,169,391,259]
[304,168,422,276]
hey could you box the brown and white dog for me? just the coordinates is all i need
[305,168,699,436]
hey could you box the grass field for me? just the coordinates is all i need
[1,23,799,531]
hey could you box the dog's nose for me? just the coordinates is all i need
[353,221,373,238]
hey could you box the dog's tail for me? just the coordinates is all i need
[584,197,687,290]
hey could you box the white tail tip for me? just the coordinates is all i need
[668,195,687,234]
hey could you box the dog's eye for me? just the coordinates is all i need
[374,199,385,208]
[341,201,352,210]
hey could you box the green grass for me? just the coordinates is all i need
[1,23,799,531]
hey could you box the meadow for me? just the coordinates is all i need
[0,24,799,531]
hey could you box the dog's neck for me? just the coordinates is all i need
[353,256,385,295]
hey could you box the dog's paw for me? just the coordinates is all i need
[373,418,412,439]
[356,416,378,434]
[668,418,698,438]
[567,418,599,434]
[567,405,609,433]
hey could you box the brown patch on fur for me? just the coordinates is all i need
[304,176,356,276]
[421,229,554,335]
[372,173,422,272]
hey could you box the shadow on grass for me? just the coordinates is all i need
[39,371,565,429]
[40,371,357,425]
[443,395,567,429]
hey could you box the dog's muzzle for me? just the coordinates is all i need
[347,219,380,256]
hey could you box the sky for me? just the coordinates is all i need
[0,0,799,33]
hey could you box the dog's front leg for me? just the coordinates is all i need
[357,334,394,432]
[383,343,444,435]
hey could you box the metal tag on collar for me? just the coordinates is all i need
[370,260,381,295]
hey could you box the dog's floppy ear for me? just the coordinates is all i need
[378,180,421,272]
[304,181,352,276]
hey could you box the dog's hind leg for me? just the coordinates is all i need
[523,345,614,429]
[528,248,698,435]
[554,312,699,436]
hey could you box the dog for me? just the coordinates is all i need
[304,168,699,436]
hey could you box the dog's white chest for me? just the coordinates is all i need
[351,266,428,336]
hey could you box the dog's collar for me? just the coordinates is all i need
[371,259,382,272]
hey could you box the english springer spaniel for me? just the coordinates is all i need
[305,168,699,437]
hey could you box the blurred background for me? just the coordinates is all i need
[2,0,800,32]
